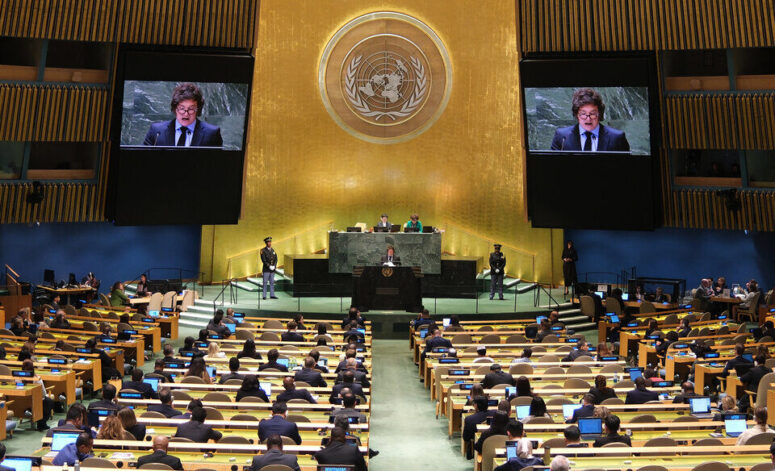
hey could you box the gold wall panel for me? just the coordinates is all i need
[202,0,564,285]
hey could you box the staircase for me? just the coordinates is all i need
[536,300,595,333]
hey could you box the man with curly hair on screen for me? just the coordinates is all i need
[143,82,223,147]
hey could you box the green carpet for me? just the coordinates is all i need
[368,339,470,471]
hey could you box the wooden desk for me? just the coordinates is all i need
[37,285,95,305]
[1,383,42,421]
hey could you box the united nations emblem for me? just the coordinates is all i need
[319,12,452,144]
[381,267,394,278]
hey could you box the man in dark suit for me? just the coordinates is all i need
[258,402,302,444]
[335,349,367,374]
[331,393,368,423]
[251,434,300,471]
[153,359,174,382]
[380,246,401,266]
[463,396,494,459]
[336,358,370,389]
[566,394,595,423]
[46,405,87,437]
[148,389,182,418]
[260,237,278,300]
[741,354,772,391]
[142,82,222,147]
[330,370,364,402]
[172,399,203,420]
[259,348,289,372]
[343,321,365,343]
[721,343,753,378]
[550,88,630,152]
[136,436,183,470]
[481,364,516,389]
[219,357,244,384]
[673,381,701,404]
[563,341,594,362]
[281,321,305,342]
[87,384,119,413]
[295,357,327,387]
[122,369,158,399]
[174,407,222,443]
[593,414,632,447]
[314,427,367,471]
[276,377,316,404]
[625,377,660,404]
[421,328,453,365]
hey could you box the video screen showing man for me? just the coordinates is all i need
[143,82,223,148]
[550,88,630,152]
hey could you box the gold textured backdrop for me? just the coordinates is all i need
[200,0,565,285]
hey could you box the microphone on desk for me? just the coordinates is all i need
[560,136,566,150]
[153,132,160,146]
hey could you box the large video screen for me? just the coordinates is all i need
[107,49,254,225]
[120,80,248,150]
[521,54,659,230]
[524,86,650,155]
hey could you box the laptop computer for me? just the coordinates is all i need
[621,293,630,301]
[442,318,451,328]
[389,224,401,232]
[50,431,80,451]
[595,291,606,299]
[225,323,237,334]
[346,227,361,232]
[606,314,620,323]
[627,368,643,381]
[143,377,160,392]
[515,405,530,420]
[259,382,272,397]
[373,226,389,232]
[578,417,603,439]
[724,414,747,437]
[1,457,39,471]
[689,396,713,418]
[276,358,290,368]
[563,403,583,420]
[206,366,217,378]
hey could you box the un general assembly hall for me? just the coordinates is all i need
[2,1,775,470]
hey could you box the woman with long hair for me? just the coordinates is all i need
[236,374,268,402]
[524,396,550,423]
[185,357,211,383]
[237,338,262,359]
[96,415,126,440]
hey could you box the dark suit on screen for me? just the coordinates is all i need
[295,367,327,387]
[143,119,223,147]
[550,124,630,152]
[380,255,401,266]
[174,420,222,443]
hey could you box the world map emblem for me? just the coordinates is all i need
[319,12,452,144]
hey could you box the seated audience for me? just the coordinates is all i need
[475,410,509,453]
[185,357,212,383]
[566,394,595,423]
[523,396,550,423]
[721,343,753,378]
[593,414,631,447]
[712,395,740,422]
[314,427,367,471]
[137,436,183,470]
[122,369,158,399]
[149,389,182,418]
[463,396,494,458]
[330,370,364,402]
[258,402,301,445]
[250,434,300,471]
[736,407,771,445]
[295,356,327,387]
[563,340,593,362]
[109,282,130,307]
[282,321,305,342]
[511,347,533,364]
[236,374,269,402]
[277,376,316,403]
[207,342,225,358]
[625,377,660,404]
[53,432,93,465]
[174,406,222,443]
[237,338,262,359]
[331,393,368,423]
[588,375,617,405]
[673,381,700,404]
[96,415,125,440]
[481,363,516,389]
[219,357,245,384]
[259,348,289,372]
[118,407,146,441]
[206,310,231,338]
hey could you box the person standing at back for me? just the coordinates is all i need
[561,241,578,296]
[260,237,278,300]
[489,243,506,300]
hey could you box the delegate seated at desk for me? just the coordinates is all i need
[380,246,401,266]
[404,213,422,232]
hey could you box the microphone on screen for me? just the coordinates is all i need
[153,132,160,146]
[560,136,566,150]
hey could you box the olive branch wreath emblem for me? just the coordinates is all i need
[344,55,426,121]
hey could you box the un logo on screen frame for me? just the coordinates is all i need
[319,12,452,144]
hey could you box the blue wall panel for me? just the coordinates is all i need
[0,223,201,292]
[565,228,775,293]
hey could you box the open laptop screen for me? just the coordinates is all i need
[724,415,747,437]
[143,377,160,392]
[578,417,602,436]
[515,405,530,420]
[0,457,33,471]
[563,403,582,419]
[689,396,711,414]
[50,432,80,451]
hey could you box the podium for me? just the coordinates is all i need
[352,266,423,312]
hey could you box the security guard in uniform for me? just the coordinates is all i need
[260,237,278,300]
[489,243,506,300]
